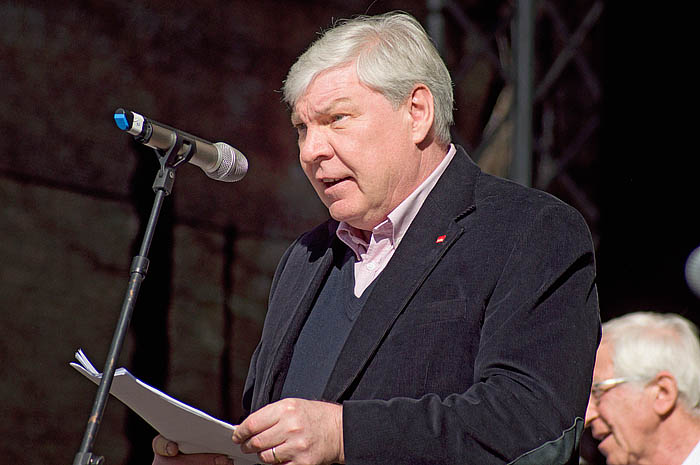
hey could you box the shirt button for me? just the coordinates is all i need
[366,262,377,271]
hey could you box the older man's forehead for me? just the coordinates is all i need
[593,341,616,382]
[291,64,364,118]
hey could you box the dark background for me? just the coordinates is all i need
[0,1,697,464]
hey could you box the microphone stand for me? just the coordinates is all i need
[73,133,195,465]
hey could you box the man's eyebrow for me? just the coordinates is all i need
[291,98,354,125]
[320,98,352,114]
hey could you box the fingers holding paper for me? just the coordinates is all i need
[232,398,344,465]
[151,435,234,465]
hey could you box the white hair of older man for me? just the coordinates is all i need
[282,11,454,146]
[603,311,700,415]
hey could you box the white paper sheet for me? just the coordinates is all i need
[71,349,258,464]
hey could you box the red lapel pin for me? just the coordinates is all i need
[435,235,447,244]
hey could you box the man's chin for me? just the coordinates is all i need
[598,442,627,465]
[329,207,366,230]
[329,210,355,225]
[328,202,386,231]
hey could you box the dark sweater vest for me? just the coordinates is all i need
[281,246,375,400]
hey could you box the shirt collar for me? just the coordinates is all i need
[337,144,457,258]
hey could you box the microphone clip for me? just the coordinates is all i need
[151,130,197,195]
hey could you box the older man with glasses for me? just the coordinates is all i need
[585,311,700,465]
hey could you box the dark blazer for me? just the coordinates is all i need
[243,147,600,464]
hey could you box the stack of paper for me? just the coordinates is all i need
[71,349,258,465]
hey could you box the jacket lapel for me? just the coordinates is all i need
[322,147,481,401]
[255,226,340,408]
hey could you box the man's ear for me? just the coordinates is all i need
[652,371,679,416]
[408,85,435,145]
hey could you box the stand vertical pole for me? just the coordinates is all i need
[72,135,193,465]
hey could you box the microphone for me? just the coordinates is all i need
[686,246,700,299]
[113,108,248,182]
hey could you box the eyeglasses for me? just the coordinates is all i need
[590,377,638,401]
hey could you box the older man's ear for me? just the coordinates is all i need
[651,371,680,417]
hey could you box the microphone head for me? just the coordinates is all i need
[207,142,248,182]
[686,246,700,299]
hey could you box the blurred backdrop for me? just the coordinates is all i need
[0,1,697,464]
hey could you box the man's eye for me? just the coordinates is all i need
[331,114,347,123]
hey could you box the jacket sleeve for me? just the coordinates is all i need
[341,203,601,465]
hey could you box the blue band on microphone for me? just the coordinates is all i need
[114,113,129,130]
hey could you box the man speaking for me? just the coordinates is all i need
[153,11,600,465]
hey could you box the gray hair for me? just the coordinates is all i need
[282,11,454,145]
[603,311,700,414]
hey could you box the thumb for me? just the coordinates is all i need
[152,435,179,457]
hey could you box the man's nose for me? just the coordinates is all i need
[585,394,599,429]
[585,398,611,441]
[299,127,333,164]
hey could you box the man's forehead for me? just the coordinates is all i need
[593,341,615,378]
[290,64,367,122]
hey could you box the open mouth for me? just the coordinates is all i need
[597,433,614,453]
[322,177,350,188]
[593,429,610,442]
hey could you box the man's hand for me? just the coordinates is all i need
[151,435,234,465]
[232,398,344,465]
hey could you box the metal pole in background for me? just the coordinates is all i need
[512,0,534,187]
[426,0,446,55]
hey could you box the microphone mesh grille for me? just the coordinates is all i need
[208,142,248,182]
